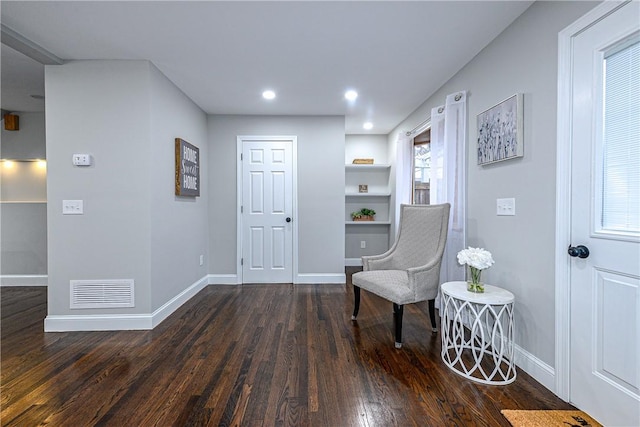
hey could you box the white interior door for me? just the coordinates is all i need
[569,3,640,425]
[241,138,294,283]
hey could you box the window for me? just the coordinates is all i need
[413,128,430,204]
[600,38,639,235]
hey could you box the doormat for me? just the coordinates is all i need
[501,410,602,427]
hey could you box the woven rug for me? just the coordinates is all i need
[501,410,603,427]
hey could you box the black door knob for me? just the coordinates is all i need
[286,217,292,223]
[568,245,589,259]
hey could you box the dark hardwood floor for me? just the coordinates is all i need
[1,269,574,426]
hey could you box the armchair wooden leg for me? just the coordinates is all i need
[351,285,361,320]
[428,299,437,333]
[393,303,403,348]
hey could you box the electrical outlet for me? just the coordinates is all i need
[199,255,204,266]
[360,240,366,249]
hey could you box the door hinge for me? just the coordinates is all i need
[241,258,244,266]
[240,153,243,160]
[241,205,243,213]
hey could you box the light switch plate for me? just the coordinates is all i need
[63,200,84,215]
[497,198,515,216]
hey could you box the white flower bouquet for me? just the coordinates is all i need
[457,247,494,293]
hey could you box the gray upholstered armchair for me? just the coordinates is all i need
[351,203,450,348]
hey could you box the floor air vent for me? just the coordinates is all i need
[70,279,135,309]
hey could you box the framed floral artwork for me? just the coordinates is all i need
[477,93,523,165]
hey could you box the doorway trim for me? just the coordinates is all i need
[236,135,298,284]
[555,0,627,401]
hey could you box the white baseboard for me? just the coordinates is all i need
[209,273,345,285]
[151,275,209,327]
[295,273,346,284]
[514,343,556,393]
[1,275,48,286]
[44,275,209,332]
[44,313,153,331]
[208,274,241,285]
[345,258,362,267]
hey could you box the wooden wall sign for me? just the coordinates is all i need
[4,114,19,131]
[175,138,200,197]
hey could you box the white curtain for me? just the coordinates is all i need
[430,91,467,284]
[394,132,413,233]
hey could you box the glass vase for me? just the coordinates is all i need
[467,266,484,293]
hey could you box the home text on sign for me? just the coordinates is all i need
[175,138,200,197]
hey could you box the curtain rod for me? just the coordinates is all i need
[406,118,430,136]
[405,92,465,136]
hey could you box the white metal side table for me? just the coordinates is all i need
[440,281,516,385]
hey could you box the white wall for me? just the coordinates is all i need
[0,112,48,280]
[345,134,388,164]
[45,60,208,324]
[389,1,597,375]
[1,112,46,159]
[208,115,345,280]
[1,203,47,277]
[0,160,47,202]
[149,65,208,311]
[45,60,153,315]
[149,65,209,310]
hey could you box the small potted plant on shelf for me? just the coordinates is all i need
[351,208,376,221]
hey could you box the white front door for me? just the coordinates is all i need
[568,2,640,425]
[240,137,294,283]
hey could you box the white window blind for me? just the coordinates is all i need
[602,40,640,233]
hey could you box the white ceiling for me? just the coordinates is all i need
[0,1,533,134]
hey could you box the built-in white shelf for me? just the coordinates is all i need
[345,164,391,170]
[344,158,392,265]
[345,221,391,225]
[345,192,391,197]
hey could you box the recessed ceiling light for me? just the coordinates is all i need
[345,90,358,101]
[262,90,276,100]
[363,122,373,130]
